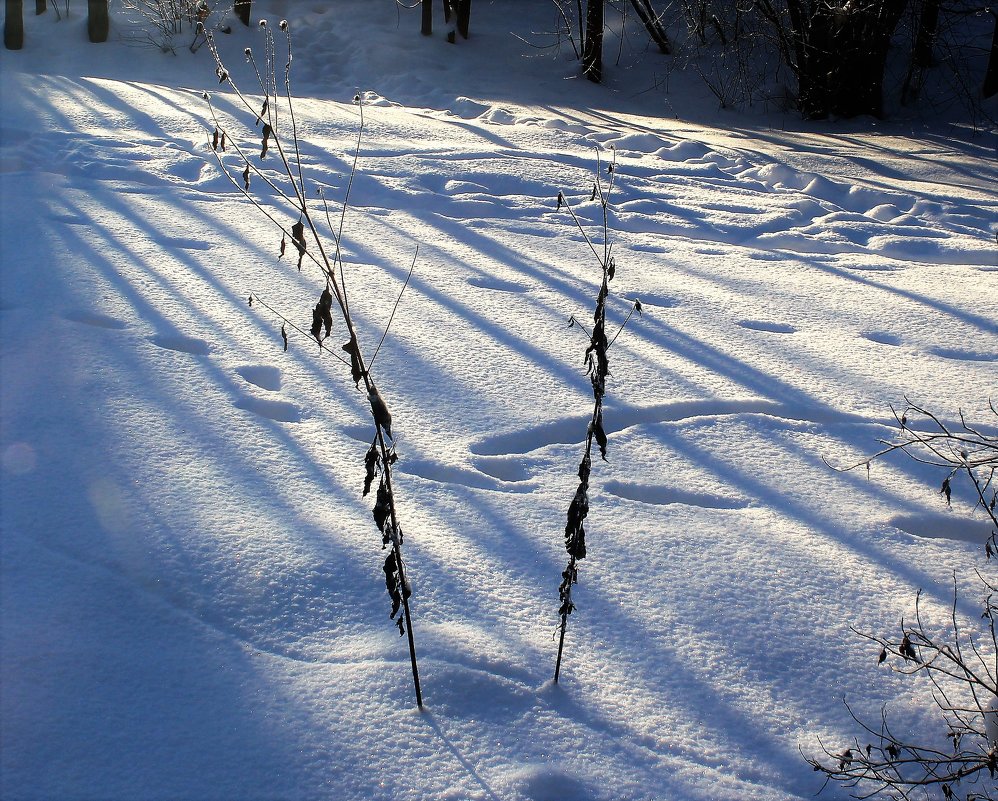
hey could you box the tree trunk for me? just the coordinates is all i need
[4,0,23,49]
[87,0,109,43]
[582,0,604,83]
[912,0,939,67]
[421,0,432,35]
[984,11,998,98]
[790,0,905,119]
[629,0,670,54]
[234,0,251,27]
[456,0,471,39]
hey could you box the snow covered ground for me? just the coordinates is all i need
[2,2,997,800]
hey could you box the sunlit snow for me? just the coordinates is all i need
[2,2,997,800]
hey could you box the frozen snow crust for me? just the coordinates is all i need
[1,2,997,800]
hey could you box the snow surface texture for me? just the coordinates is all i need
[2,2,997,800]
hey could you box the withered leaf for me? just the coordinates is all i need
[383,553,402,620]
[242,163,250,191]
[279,234,286,259]
[281,323,288,352]
[261,123,272,159]
[363,442,380,497]
[368,383,393,439]
[256,98,269,127]
[342,335,364,387]
[320,305,332,339]
[291,220,306,270]
[591,415,608,460]
[310,304,324,343]
[212,127,219,151]
[373,480,391,537]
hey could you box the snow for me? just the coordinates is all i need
[2,2,997,800]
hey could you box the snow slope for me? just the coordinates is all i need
[2,3,997,800]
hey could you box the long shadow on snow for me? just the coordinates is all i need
[49,193,393,649]
[395,470,816,801]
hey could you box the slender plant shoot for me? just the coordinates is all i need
[554,152,641,683]
[203,20,423,708]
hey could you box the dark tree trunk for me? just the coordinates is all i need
[442,0,451,23]
[421,0,432,35]
[4,0,23,50]
[582,0,604,83]
[984,11,998,98]
[912,0,939,67]
[87,0,108,43]
[35,0,44,14]
[629,0,670,53]
[456,0,471,38]
[234,0,251,27]
[790,0,905,119]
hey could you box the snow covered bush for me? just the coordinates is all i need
[201,19,424,708]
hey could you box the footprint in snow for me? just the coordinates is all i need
[63,310,128,330]
[233,396,302,424]
[399,458,532,493]
[890,513,991,544]
[235,365,282,392]
[928,346,996,362]
[149,334,212,356]
[471,455,532,483]
[633,292,679,309]
[604,480,750,509]
[861,331,902,346]
[738,319,797,334]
